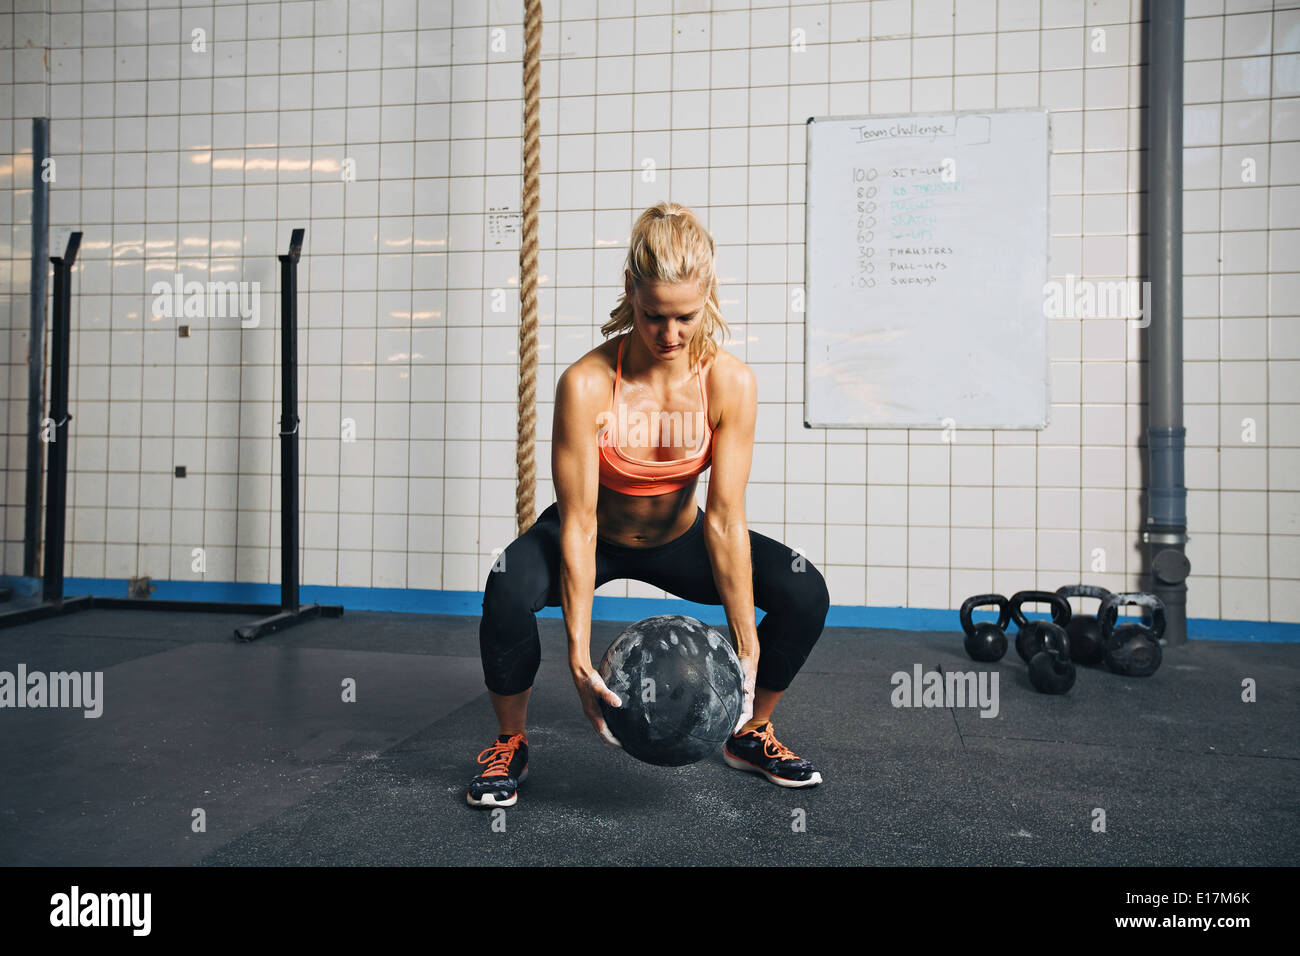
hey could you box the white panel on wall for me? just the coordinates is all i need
[804,109,1050,429]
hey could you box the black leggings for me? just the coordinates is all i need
[479,502,830,696]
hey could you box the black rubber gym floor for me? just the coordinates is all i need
[0,607,1295,866]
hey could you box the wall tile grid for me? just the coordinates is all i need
[0,0,1295,622]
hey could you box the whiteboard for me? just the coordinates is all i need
[804,110,1050,429]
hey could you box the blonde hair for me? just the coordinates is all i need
[601,202,729,372]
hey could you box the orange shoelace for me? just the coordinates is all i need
[476,734,524,778]
[753,722,799,761]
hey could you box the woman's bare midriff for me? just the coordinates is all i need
[596,483,700,548]
[591,334,724,549]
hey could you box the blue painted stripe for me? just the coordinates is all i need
[11,577,1297,644]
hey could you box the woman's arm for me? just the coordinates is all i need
[702,360,760,662]
[552,364,602,671]
[552,363,622,745]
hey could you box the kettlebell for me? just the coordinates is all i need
[959,594,1010,662]
[1055,584,1114,665]
[1099,592,1166,677]
[1027,626,1076,694]
[1009,590,1072,663]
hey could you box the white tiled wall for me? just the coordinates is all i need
[1,0,1297,623]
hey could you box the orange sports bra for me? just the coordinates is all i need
[597,334,713,496]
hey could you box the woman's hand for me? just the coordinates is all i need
[733,653,758,733]
[572,667,623,748]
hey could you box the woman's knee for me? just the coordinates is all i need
[481,561,535,618]
[749,532,829,619]
[807,563,831,620]
[481,521,558,616]
[777,557,831,623]
[479,558,553,659]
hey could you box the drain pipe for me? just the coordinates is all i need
[1145,0,1191,645]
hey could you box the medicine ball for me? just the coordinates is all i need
[597,614,744,767]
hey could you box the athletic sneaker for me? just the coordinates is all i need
[723,721,823,788]
[466,732,529,807]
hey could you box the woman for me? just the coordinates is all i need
[470,202,830,807]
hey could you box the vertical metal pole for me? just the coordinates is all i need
[25,117,50,577]
[1145,0,1190,644]
[277,229,305,612]
[43,232,80,603]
